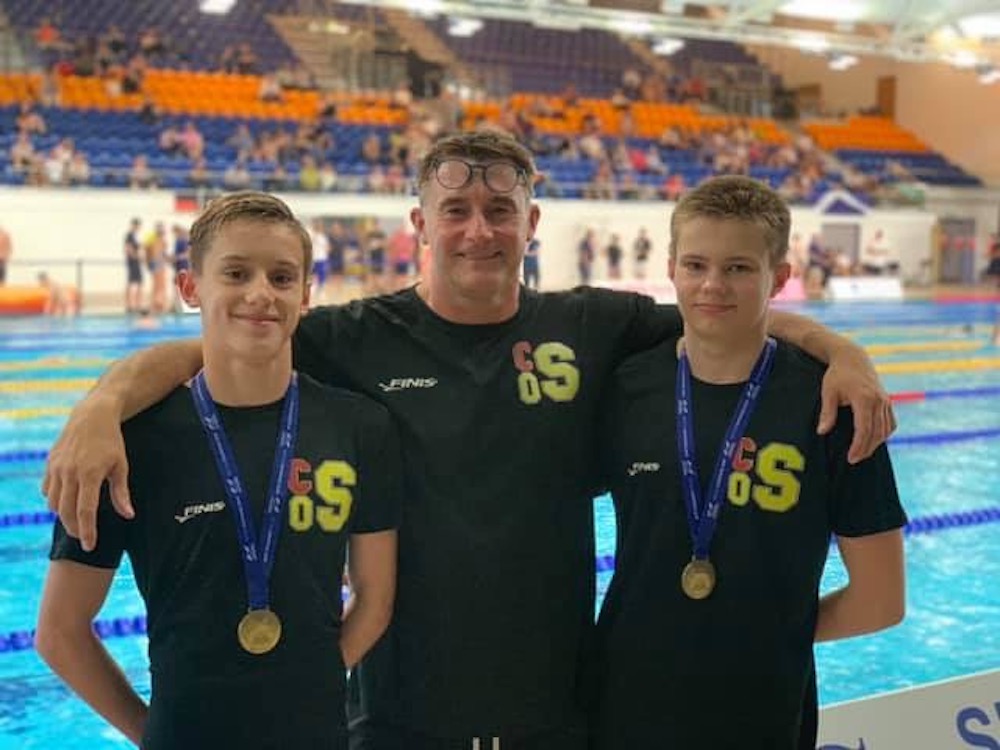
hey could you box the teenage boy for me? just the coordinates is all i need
[36,192,400,750]
[593,176,906,749]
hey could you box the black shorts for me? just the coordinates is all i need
[349,720,587,750]
[127,258,143,284]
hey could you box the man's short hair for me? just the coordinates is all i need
[416,131,537,198]
[189,191,312,277]
[669,175,791,265]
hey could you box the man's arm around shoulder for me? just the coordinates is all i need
[43,339,203,549]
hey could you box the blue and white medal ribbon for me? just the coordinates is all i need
[191,370,300,652]
[675,338,776,599]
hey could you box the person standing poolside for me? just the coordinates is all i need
[36,192,400,749]
[42,133,895,749]
[592,176,906,749]
[0,225,11,286]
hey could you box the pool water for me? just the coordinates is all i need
[1,302,999,748]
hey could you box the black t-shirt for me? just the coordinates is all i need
[293,286,681,737]
[592,338,906,749]
[50,374,401,750]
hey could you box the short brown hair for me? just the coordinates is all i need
[669,175,791,265]
[188,191,312,277]
[416,131,537,198]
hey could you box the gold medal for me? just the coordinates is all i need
[237,609,282,654]
[681,559,716,600]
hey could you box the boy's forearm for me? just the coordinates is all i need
[815,586,902,642]
[39,629,147,744]
[340,593,393,669]
[768,310,857,364]
[90,339,203,421]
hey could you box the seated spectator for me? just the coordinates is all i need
[179,121,204,160]
[385,164,408,195]
[17,103,47,135]
[584,160,615,200]
[137,95,161,125]
[102,24,127,57]
[67,153,91,186]
[138,27,166,58]
[34,18,63,51]
[222,160,251,191]
[299,156,321,192]
[361,133,383,165]
[187,158,212,189]
[618,173,641,201]
[258,74,283,103]
[661,172,686,201]
[121,55,145,94]
[644,144,667,175]
[235,43,258,75]
[318,162,339,192]
[263,163,290,192]
[158,125,182,155]
[129,155,158,189]
[38,70,60,107]
[227,123,256,155]
[622,67,642,99]
[43,148,67,186]
[579,132,606,161]
[219,45,237,74]
[317,92,338,121]
[10,133,36,171]
[367,165,387,194]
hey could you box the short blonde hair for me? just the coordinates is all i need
[669,175,791,266]
[189,191,312,277]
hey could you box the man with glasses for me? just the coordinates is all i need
[44,132,895,749]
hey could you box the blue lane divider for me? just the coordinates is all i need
[0,450,49,463]
[920,385,1000,400]
[1,586,352,653]
[0,510,56,527]
[595,505,1000,573]
[3,424,998,464]
[0,615,148,653]
[0,508,997,651]
[891,427,1000,445]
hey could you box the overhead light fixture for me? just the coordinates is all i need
[447,17,483,37]
[829,53,858,71]
[405,0,443,17]
[977,65,1000,84]
[610,15,654,36]
[199,0,236,14]
[792,33,830,54]
[944,50,979,68]
[779,0,865,23]
[957,12,1000,39]
[652,37,685,56]
[531,16,584,31]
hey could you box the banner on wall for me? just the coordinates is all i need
[817,668,1000,749]
[827,276,904,300]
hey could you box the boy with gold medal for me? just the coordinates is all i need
[37,193,400,749]
[593,176,906,749]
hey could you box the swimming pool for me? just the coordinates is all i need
[1,302,999,748]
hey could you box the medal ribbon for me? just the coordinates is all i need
[191,371,299,611]
[675,338,776,561]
